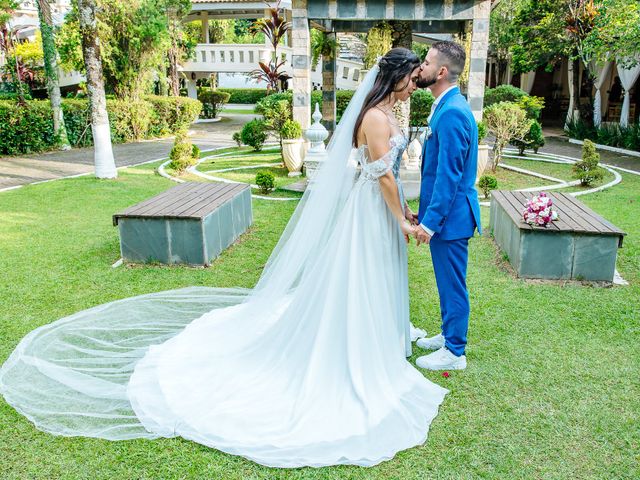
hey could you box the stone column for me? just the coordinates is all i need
[469,1,490,121]
[321,32,336,137]
[201,12,209,44]
[292,0,311,130]
[186,78,198,99]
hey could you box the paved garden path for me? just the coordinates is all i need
[1,117,638,193]
[0,113,256,191]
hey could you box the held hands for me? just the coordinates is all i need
[401,206,431,246]
[404,205,419,226]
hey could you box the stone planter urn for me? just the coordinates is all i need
[477,143,490,178]
[282,139,304,177]
[303,103,329,179]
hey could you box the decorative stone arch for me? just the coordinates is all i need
[291,0,490,130]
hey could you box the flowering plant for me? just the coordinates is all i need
[522,192,559,227]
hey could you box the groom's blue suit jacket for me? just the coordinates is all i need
[418,86,482,240]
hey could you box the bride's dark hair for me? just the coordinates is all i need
[352,47,421,147]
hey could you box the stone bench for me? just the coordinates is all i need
[113,182,252,266]
[490,190,626,282]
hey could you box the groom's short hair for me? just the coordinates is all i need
[432,41,466,83]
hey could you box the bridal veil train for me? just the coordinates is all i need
[0,59,448,468]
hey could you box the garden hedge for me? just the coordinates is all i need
[0,96,201,155]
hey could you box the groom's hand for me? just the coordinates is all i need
[414,227,431,246]
[404,206,419,226]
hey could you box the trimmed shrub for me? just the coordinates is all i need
[477,120,488,143]
[484,85,527,106]
[573,139,605,186]
[241,119,268,151]
[145,96,202,137]
[254,90,354,123]
[168,130,199,174]
[484,102,532,171]
[478,175,498,199]
[0,100,58,154]
[108,99,153,142]
[510,119,545,155]
[218,88,268,104]
[281,119,302,139]
[0,96,202,155]
[232,131,243,147]
[198,90,231,119]
[410,89,435,128]
[517,95,545,121]
[256,170,276,194]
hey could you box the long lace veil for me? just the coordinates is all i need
[0,65,382,439]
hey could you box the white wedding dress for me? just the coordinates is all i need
[0,66,448,468]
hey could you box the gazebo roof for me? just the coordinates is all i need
[187,0,291,20]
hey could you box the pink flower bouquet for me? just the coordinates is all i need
[522,192,559,227]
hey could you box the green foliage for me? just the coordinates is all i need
[477,120,488,143]
[517,95,545,121]
[409,89,435,128]
[144,95,202,137]
[478,175,498,199]
[585,0,640,69]
[565,119,640,153]
[573,139,605,186]
[232,131,243,147]
[168,130,198,174]
[56,0,193,100]
[280,119,302,139]
[263,99,291,132]
[255,170,276,194]
[241,119,268,151]
[484,101,532,171]
[510,119,545,155]
[0,96,201,154]
[198,89,231,119]
[310,28,337,69]
[218,88,269,104]
[509,0,569,75]
[364,22,392,69]
[0,100,59,154]
[484,85,527,107]
[253,90,351,122]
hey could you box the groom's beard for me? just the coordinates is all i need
[416,76,437,89]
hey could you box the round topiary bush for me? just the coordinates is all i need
[241,119,268,151]
[255,170,276,194]
[478,175,498,199]
[198,90,231,119]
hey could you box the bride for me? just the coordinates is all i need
[0,48,448,468]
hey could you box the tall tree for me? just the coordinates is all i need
[78,0,116,178]
[36,0,71,149]
[164,0,195,97]
[489,0,527,84]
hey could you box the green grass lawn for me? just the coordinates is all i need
[0,162,638,479]
[491,165,549,190]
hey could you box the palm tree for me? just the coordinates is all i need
[77,0,117,178]
[36,0,70,149]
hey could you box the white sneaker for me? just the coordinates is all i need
[416,333,445,351]
[416,347,467,370]
[410,323,427,341]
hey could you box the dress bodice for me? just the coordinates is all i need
[357,133,408,206]
[358,133,408,182]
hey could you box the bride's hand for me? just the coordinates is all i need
[400,221,415,243]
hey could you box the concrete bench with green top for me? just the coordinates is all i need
[113,182,252,266]
[490,190,626,282]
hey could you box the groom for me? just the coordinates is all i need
[410,41,482,371]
